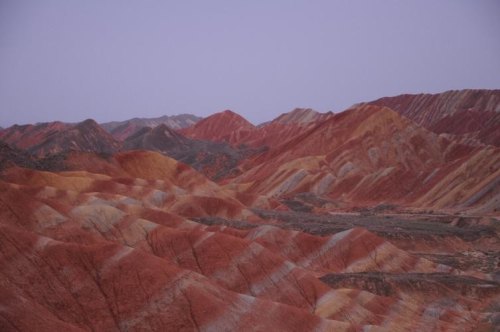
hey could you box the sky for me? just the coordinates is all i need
[0,1,499,127]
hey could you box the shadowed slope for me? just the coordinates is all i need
[0,141,38,170]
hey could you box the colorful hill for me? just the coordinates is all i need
[1,89,499,331]
[365,89,500,146]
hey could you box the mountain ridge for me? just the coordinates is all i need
[365,89,500,146]
[1,89,499,331]
[101,113,201,140]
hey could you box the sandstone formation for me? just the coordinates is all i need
[228,105,499,214]
[1,89,499,331]
[2,153,497,331]
[365,89,500,146]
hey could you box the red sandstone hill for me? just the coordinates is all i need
[365,89,500,146]
[181,108,333,149]
[1,90,500,331]
[180,110,256,146]
[1,150,497,331]
[231,105,500,213]
[237,108,334,149]
[0,119,121,157]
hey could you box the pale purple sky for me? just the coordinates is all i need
[1,1,499,126]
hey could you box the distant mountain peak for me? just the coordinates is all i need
[151,123,184,139]
[209,110,255,127]
[180,110,255,145]
[101,114,202,140]
[272,108,331,125]
[75,118,100,129]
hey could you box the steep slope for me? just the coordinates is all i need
[180,110,256,146]
[365,89,500,146]
[101,114,201,140]
[0,119,121,157]
[232,105,500,213]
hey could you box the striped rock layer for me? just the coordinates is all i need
[0,151,498,331]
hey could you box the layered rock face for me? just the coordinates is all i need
[365,89,500,146]
[2,152,498,331]
[1,89,499,331]
[229,105,499,214]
